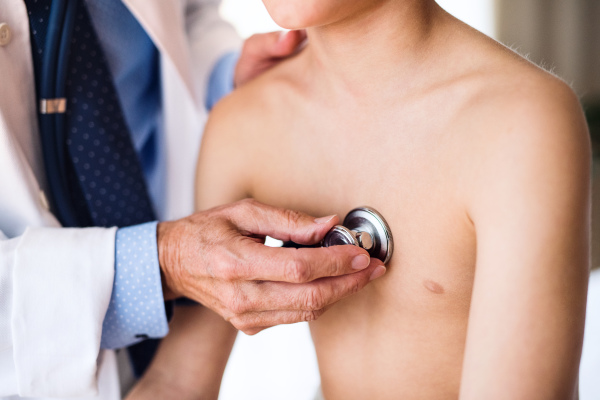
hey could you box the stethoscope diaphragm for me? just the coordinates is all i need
[323,207,394,264]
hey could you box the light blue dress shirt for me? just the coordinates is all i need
[86,0,238,349]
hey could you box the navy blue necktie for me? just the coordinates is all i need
[25,0,162,377]
[26,0,156,228]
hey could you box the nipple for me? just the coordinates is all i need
[423,280,445,295]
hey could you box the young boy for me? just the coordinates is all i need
[129,1,590,399]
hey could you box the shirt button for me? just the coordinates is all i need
[0,23,11,46]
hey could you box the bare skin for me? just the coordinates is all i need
[136,0,590,399]
[125,307,236,400]
[156,28,385,334]
[127,28,386,400]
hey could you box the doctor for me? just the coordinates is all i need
[0,0,385,398]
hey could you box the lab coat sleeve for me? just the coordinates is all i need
[184,0,242,108]
[0,226,116,398]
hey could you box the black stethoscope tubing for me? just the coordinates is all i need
[38,0,80,227]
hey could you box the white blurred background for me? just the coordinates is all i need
[217,1,495,399]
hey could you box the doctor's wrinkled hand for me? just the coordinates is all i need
[157,199,386,334]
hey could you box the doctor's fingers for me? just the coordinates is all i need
[231,240,372,283]
[223,258,385,318]
[229,307,331,336]
[228,198,340,245]
[235,30,306,87]
[245,30,306,59]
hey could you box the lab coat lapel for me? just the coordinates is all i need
[121,0,201,107]
[1,0,46,189]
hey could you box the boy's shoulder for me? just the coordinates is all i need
[450,31,588,157]
[451,37,590,201]
[428,23,591,199]
[207,55,303,141]
[199,55,304,196]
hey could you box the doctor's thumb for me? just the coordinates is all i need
[229,199,338,245]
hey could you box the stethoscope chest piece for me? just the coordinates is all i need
[323,207,394,264]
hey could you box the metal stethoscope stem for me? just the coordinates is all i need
[322,207,394,264]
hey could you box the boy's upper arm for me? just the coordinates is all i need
[195,94,255,211]
[460,82,591,400]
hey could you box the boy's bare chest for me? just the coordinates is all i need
[251,111,477,308]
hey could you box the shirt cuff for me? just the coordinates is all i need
[205,51,239,110]
[101,221,169,349]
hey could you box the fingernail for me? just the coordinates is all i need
[277,30,287,43]
[352,254,370,270]
[315,215,336,224]
[369,266,387,281]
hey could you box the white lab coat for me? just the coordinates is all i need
[0,0,240,398]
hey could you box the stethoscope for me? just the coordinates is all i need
[323,207,394,264]
[286,207,394,264]
[37,0,81,227]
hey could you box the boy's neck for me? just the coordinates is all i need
[305,0,442,98]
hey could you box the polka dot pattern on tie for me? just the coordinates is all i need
[101,222,168,349]
[24,0,52,83]
[64,1,155,228]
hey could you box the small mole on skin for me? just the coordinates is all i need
[423,279,445,294]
